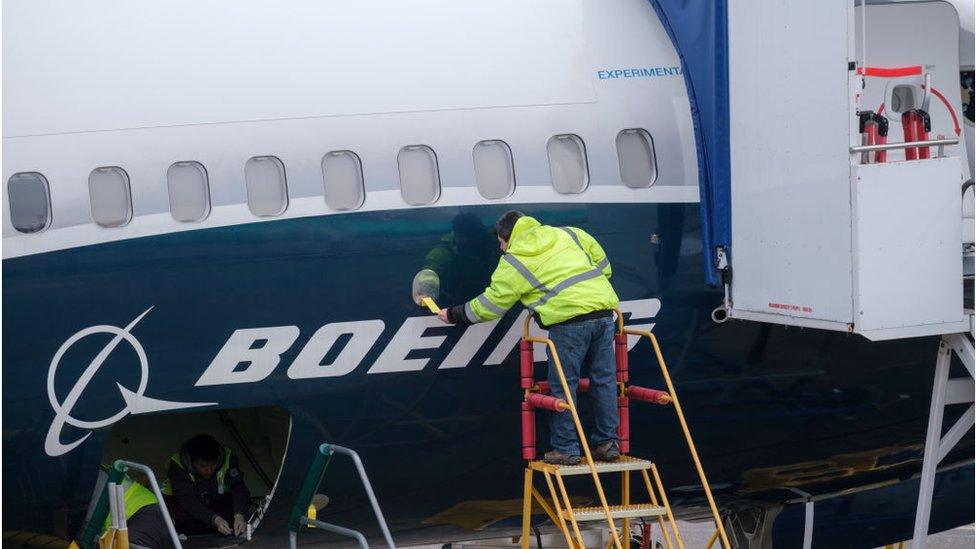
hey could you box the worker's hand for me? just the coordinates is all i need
[213,515,232,536]
[437,308,449,324]
[233,514,247,536]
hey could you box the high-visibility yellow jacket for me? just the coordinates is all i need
[459,216,618,327]
[102,475,158,532]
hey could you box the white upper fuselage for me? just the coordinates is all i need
[2,0,699,259]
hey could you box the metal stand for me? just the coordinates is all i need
[105,481,129,549]
[79,459,183,549]
[287,443,395,549]
[517,312,730,549]
[911,333,975,548]
[114,460,183,549]
[290,519,369,549]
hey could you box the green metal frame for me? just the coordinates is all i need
[287,443,396,548]
[287,444,334,533]
[79,466,124,549]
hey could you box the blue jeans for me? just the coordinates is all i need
[546,315,619,455]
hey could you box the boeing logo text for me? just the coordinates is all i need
[196,299,661,385]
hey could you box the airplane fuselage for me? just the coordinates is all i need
[3,0,973,546]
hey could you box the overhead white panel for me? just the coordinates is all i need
[729,1,968,338]
[729,0,854,326]
[2,0,592,137]
[853,158,966,340]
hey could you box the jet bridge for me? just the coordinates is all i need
[723,0,970,341]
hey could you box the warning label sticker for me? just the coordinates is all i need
[768,302,814,314]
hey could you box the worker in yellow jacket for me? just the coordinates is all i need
[439,211,621,465]
[85,468,169,549]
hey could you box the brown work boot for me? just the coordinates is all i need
[543,450,581,465]
[592,441,620,461]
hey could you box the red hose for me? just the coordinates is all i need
[627,385,672,405]
[521,401,536,460]
[520,340,534,389]
[903,111,919,160]
[535,378,590,395]
[615,333,629,383]
[875,130,888,163]
[914,110,931,159]
[526,393,568,412]
[865,122,879,157]
[618,395,630,454]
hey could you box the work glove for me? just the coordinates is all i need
[233,514,247,537]
[213,515,232,536]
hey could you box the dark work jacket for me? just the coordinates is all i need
[167,451,250,525]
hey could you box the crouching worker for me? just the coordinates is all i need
[437,211,621,465]
[84,467,170,549]
[162,434,251,537]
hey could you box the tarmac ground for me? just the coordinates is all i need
[396,521,975,548]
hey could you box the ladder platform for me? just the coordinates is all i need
[564,503,666,522]
[527,455,652,476]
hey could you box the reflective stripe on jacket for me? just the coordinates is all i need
[101,475,158,532]
[467,216,618,327]
[161,447,232,496]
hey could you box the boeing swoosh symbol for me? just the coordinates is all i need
[45,307,216,456]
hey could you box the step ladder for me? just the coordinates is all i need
[518,311,731,549]
[287,443,396,549]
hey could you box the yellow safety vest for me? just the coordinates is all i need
[466,216,619,327]
[161,447,232,496]
[101,476,158,532]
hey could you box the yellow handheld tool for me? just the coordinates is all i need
[412,269,441,315]
[420,296,440,314]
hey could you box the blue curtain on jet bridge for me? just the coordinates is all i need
[645,0,730,286]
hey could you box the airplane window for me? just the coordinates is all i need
[322,150,365,211]
[616,128,658,188]
[473,140,516,199]
[7,172,51,233]
[547,134,589,194]
[245,156,288,217]
[88,166,132,228]
[397,145,440,205]
[167,161,211,222]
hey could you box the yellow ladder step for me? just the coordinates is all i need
[563,503,666,522]
[528,455,652,476]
